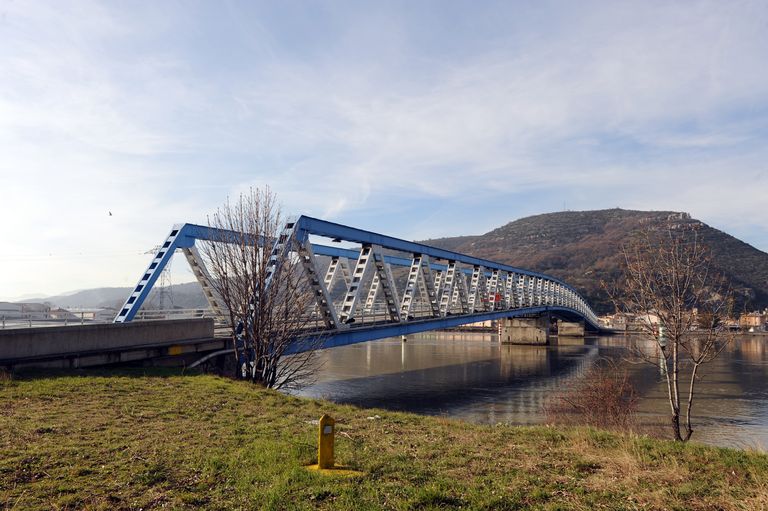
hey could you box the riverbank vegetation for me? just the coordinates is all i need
[3,369,767,510]
[544,360,640,432]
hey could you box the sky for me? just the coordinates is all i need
[1,0,768,300]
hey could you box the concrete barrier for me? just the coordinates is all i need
[0,319,214,363]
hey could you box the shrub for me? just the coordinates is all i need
[545,359,638,431]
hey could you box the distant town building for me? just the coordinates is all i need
[48,308,79,320]
[67,308,118,322]
[599,313,627,330]
[600,312,659,331]
[739,312,767,332]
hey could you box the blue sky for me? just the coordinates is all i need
[1,0,768,300]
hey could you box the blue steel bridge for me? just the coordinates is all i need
[115,216,603,353]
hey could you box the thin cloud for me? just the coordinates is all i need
[1,0,767,298]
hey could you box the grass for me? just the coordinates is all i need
[2,369,767,510]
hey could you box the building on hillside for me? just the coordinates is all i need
[599,313,627,330]
[637,312,660,329]
[739,312,767,332]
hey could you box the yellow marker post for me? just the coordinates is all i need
[317,414,335,469]
[305,415,364,477]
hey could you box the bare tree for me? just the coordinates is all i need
[609,223,734,442]
[199,187,320,389]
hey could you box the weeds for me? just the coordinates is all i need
[544,359,639,431]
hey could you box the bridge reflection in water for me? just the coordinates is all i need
[296,332,598,423]
[296,332,768,449]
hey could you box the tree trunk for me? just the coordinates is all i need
[683,363,700,442]
[671,411,683,442]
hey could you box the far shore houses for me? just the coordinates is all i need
[600,310,767,332]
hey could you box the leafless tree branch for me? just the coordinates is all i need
[198,186,323,390]
[604,222,735,441]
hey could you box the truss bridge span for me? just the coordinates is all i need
[115,216,604,354]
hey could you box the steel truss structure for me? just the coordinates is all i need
[115,216,601,353]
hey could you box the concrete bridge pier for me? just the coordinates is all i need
[557,320,585,337]
[498,316,549,345]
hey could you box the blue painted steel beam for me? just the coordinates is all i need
[309,244,473,274]
[116,226,183,322]
[179,222,439,271]
[310,244,412,267]
[176,223,262,247]
[118,218,597,327]
[165,223,427,270]
[294,216,580,294]
[149,220,554,284]
[117,223,270,322]
[285,306,601,355]
[173,220,526,283]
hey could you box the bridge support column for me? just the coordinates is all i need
[557,320,585,337]
[498,317,549,345]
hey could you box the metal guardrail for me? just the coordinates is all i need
[1,313,100,329]
[1,309,221,330]
[133,308,212,321]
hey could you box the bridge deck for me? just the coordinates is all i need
[288,305,597,354]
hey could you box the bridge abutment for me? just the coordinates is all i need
[498,317,549,345]
[557,320,585,337]
[0,319,217,369]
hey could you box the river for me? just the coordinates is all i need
[295,332,768,449]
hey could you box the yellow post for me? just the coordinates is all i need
[317,414,335,469]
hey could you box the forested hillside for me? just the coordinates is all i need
[423,209,768,313]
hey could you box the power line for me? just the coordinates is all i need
[0,251,149,261]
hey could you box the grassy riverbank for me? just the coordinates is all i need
[2,370,767,510]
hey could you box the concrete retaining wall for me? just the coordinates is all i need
[498,317,549,345]
[557,320,586,337]
[0,319,214,363]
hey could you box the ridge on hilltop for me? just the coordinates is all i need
[422,208,768,314]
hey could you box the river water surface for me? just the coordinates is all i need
[296,332,768,449]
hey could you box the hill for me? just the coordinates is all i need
[29,282,208,311]
[422,209,768,314]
